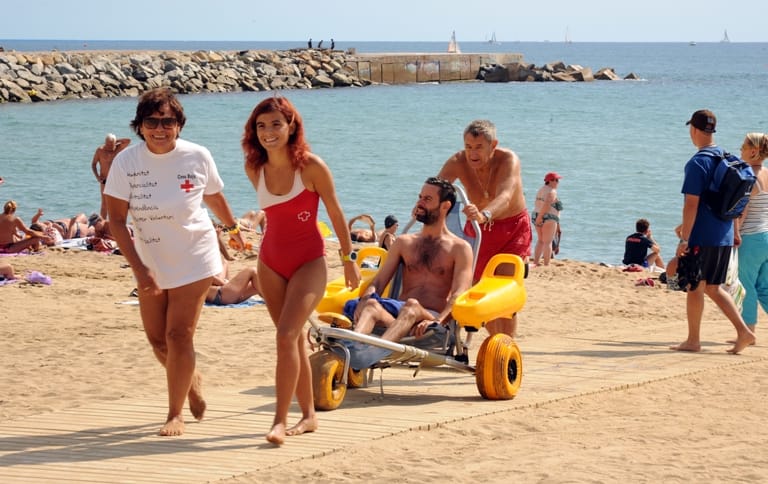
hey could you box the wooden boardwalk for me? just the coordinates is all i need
[1,331,765,483]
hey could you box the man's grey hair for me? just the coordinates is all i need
[463,120,497,142]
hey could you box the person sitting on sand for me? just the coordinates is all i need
[377,214,398,250]
[623,218,665,270]
[206,228,261,305]
[88,213,122,240]
[0,200,48,253]
[344,178,473,343]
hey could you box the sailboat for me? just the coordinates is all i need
[447,30,461,53]
[565,26,572,44]
[721,29,730,43]
[487,32,501,45]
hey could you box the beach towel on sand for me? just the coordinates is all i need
[205,296,265,308]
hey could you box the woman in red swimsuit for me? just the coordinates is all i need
[242,97,360,445]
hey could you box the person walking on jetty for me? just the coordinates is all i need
[671,109,754,354]
[104,88,243,436]
[437,119,531,338]
[91,133,131,219]
[242,96,360,445]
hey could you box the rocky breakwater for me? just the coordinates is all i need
[0,49,372,103]
[479,60,640,82]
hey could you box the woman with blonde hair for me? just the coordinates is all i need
[0,200,47,253]
[735,132,768,338]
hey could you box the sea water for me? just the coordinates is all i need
[1,41,767,263]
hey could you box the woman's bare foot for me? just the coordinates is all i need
[727,332,756,355]
[286,415,318,436]
[727,325,756,345]
[188,372,206,421]
[266,423,286,446]
[726,338,756,346]
[160,415,185,436]
[670,341,701,352]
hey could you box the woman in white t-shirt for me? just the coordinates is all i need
[104,88,244,437]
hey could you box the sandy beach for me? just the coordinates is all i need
[1,235,767,482]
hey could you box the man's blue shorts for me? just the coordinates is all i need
[343,293,404,320]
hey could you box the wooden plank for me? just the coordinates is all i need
[1,335,766,483]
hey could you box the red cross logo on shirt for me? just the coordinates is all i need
[180,179,195,192]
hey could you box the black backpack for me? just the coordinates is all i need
[699,148,756,221]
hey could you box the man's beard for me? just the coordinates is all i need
[415,207,438,225]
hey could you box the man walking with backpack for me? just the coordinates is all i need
[672,109,755,354]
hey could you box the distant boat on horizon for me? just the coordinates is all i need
[448,30,461,53]
[487,32,501,45]
[689,41,697,46]
[565,26,572,44]
[721,29,730,43]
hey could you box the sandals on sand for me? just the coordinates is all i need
[635,278,655,287]
[623,264,644,272]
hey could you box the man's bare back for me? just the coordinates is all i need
[0,214,21,245]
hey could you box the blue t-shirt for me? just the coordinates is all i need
[681,146,733,247]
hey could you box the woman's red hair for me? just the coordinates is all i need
[242,97,310,171]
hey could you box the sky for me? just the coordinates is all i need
[0,0,764,43]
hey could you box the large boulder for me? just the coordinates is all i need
[595,67,621,80]
[483,65,509,83]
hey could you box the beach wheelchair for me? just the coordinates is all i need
[308,186,526,410]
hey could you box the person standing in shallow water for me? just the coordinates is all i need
[105,88,243,436]
[242,96,360,445]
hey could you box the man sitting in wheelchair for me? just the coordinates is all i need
[343,177,473,342]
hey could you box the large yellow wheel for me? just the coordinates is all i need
[310,350,348,410]
[475,333,523,400]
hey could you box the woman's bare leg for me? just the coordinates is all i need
[259,258,325,445]
[139,277,211,436]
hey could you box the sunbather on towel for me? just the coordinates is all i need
[344,177,473,342]
[206,229,261,305]
[0,262,15,280]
